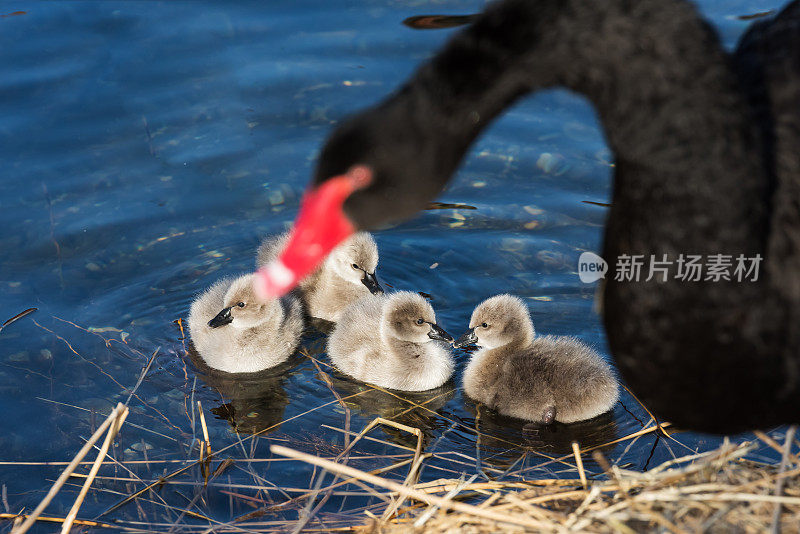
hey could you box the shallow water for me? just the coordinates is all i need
[0,0,788,530]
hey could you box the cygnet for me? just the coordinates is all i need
[456,294,618,424]
[188,273,303,374]
[327,291,455,391]
[257,231,382,322]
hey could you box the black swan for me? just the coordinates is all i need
[254,0,800,433]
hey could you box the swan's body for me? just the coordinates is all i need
[259,0,800,432]
[188,274,303,374]
[327,291,454,391]
[257,231,382,322]
[458,295,618,424]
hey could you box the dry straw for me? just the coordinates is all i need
[271,424,799,533]
[4,401,798,533]
[11,403,129,534]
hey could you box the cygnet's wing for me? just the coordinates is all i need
[277,294,305,347]
[327,294,385,370]
[489,344,556,418]
[533,336,619,422]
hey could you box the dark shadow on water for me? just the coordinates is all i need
[328,373,457,450]
[306,316,336,336]
[464,400,618,460]
[521,413,618,454]
[187,344,305,435]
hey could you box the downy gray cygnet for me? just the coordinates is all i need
[456,294,618,424]
[327,291,455,391]
[188,273,303,374]
[257,231,382,322]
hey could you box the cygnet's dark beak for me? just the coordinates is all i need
[427,322,454,342]
[208,306,233,328]
[361,271,383,294]
[454,328,477,348]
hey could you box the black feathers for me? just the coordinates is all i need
[312,0,800,432]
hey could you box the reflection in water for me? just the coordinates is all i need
[1,307,38,330]
[737,9,775,19]
[328,373,456,450]
[188,344,301,435]
[465,400,618,461]
[426,201,478,210]
[307,317,335,336]
[521,413,618,454]
[402,14,478,30]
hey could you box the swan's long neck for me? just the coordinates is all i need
[402,0,794,430]
[412,0,768,244]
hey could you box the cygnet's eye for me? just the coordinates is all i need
[351,263,360,270]
[416,318,424,325]
[481,322,488,328]
[237,302,246,308]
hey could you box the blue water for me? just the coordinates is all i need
[0,0,787,530]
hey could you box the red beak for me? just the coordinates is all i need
[253,166,372,301]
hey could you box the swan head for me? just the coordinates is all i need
[454,294,535,349]
[382,292,453,344]
[253,104,450,301]
[313,107,450,231]
[326,232,383,294]
[209,274,276,330]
